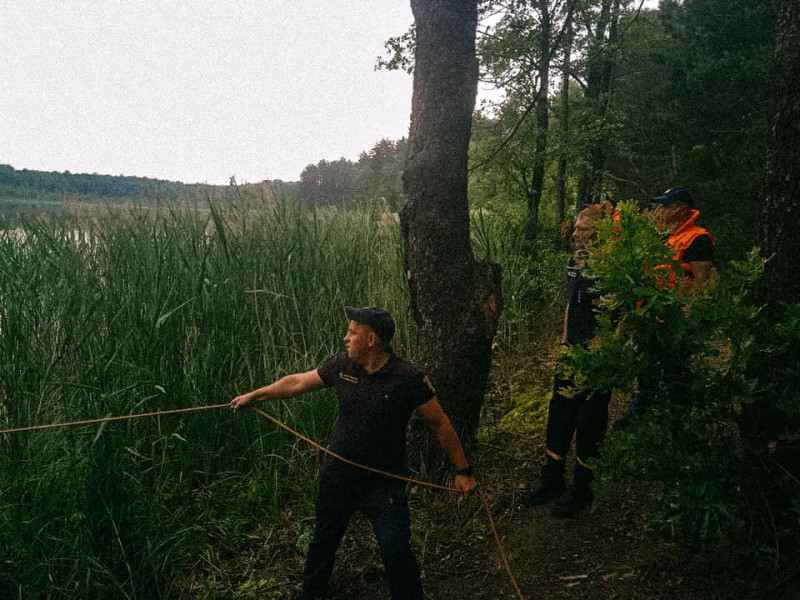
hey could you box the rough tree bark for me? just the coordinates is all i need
[740,0,800,447]
[401,0,502,460]
[760,0,800,303]
[738,0,800,506]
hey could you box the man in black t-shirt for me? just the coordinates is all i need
[231,306,476,600]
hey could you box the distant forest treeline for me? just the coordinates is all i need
[0,163,199,202]
[1,0,780,256]
[0,137,406,211]
[298,138,407,210]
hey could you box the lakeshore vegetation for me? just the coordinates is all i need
[0,195,557,598]
[2,0,798,596]
[0,198,405,598]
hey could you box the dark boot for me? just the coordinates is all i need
[552,461,596,517]
[551,485,594,517]
[522,457,566,506]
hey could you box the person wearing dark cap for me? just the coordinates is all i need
[615,187,717,427]
[652,186,716,288]
[231,306,476,600]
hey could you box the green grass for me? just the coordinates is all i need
[0,196,415,598]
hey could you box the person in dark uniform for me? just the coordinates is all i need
[231,306,477,600]
[522,202,614,517]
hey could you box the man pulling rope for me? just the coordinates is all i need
[231,306,477,600]
[0,308,527,598]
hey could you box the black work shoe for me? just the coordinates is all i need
[521,480,567,506]
[551,487,594,517]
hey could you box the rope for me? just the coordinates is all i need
[0,402,525,599]
[0,403,230,435]
[252,406,525,599]
[478,487,525,600]
[252,407,456,492]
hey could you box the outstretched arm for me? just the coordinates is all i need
[418,397,477,496]
[231,369,326,411]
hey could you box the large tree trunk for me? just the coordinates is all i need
[740,0,800,446]
[402,0,501,462]
[760,0,800,303]
[739,0,800,512]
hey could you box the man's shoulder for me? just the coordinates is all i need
[385,355,425,377]
[383,356,436,401]
[320,352,349,367]
[683,232,715,263]
[318,352,357,385]
[689,225,714,241]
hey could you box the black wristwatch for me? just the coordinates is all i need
[455,465,474,477]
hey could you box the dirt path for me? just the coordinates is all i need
[305,448,793,600]
[188,453,798,599]
[286,337,796,600]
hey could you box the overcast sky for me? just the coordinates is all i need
[2,1,660,186]
[1,1,415,184]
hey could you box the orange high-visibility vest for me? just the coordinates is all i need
[651,210,715,292]
[666,210,715,276]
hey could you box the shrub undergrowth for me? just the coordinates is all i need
[561,202,800,566]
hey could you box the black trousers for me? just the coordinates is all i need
[301,470,423,600]
[542,374,612,488]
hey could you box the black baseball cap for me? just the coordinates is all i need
[653,186,693,206]
[345,306,395,345]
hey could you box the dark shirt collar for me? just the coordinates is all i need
[351,353,398,377]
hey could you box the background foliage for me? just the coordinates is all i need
[1,0,798,595]
[562,203,799,563]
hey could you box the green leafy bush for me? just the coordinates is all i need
[560,202,800,563]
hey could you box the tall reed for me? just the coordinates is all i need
[0,197,410,598]
[0,195,535,597]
